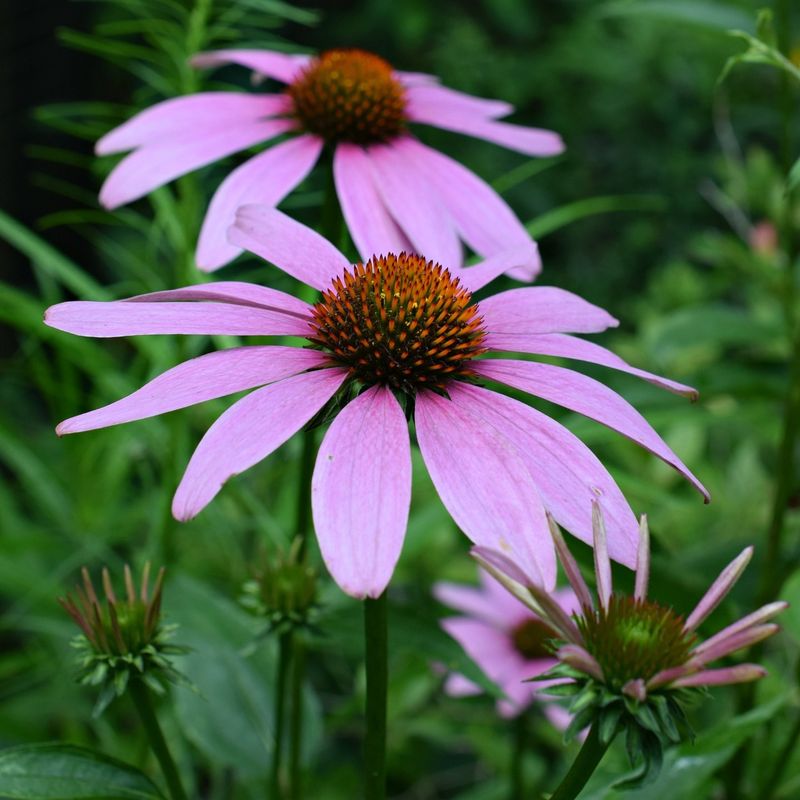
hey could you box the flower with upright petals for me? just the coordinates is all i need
[96,47,563,277]
[45,209,707,598]
[473,506,785,781]
[435,570,577,724]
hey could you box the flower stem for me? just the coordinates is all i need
[364,592,388,800]
[269,631,292,799]
[510,710,528,800]
[548,724,612,800]
[129,680,188,800]
[289,637,306,800]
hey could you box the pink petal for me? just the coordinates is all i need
[228,205,350,291]
[434,579,529,629]
[312,386,411,598]
[592,502,613,609]
[547,516,594,611]
[99,119,293,209]
[557,644,604,682]
[479,289,619,336]
[197,135,323,271]
[684,547,754,631]
[693,602,788,657]
[622,679,647,702]
[415,389,556,589]
[454,247,540,294]
[443,673,481,697]
[634,515,650,601]
[173,368,347,520]
[447,383,638,568]
[389,138,540,280]
[693,624,779,665]
[96,93,288,155]
[366,144,462,267]
[405,84,513,120]
[411,104,564,157]
[190,49,311,83]
[440,618,522,684]
[671,664,767,688]
[474,360,710,501]
[57,346,326,434]
[333,143,412,260]
[484,332,697,398]
[44,299,312,338]
[395,71,440,87]
[125,281,312,319]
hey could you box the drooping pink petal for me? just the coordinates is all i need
[592,502,613,609]
[557,644,604,682]
[100,119,294,209]
[190,49,311,83]
[484,332,697,398]
[173,368,347,520]
[684,547,754,631]
[693,624,779,665]
[197,134,323,271]
[333,143,412,260]
[473,360,710,501]
[547,516,594,611]
[57,346,326,434]
[415,389,556,589]
[479,289,618,336]
[45,299,312,338]
[312,386,411,599]
[447,383,638,568]
[125,281,312,318]
[96,94,289,155]
[499,658,556,711]
[693,602,788,657]
[454,247,540,294]
[391,138,540,280]
[472,547,541,595]
[228,205,350,290]
[671,664,767,688]
[411,104,564,157]
[440,618,522,685]
[634,516,650,602]
[405,84,513,120]
[366,144,462,267]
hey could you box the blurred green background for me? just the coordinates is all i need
[1,0,799,798]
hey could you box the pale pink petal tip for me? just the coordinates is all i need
[684,546,754,631]
[470,546,534,588]
[622,678,647,702]
[634,515,650,601]
[671,664,767,688]
[547,514,593,611]
[694,601,788,658]
[591,502,613,610]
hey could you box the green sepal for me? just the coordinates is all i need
[563,704,597,743]
[651,695,681,743]
[598,703,623,744]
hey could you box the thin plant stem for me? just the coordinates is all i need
[289,638,306,800]
[129,680,188,800]
[761,708,800,800]
[364,592,388,800]
[548,724,612,800]
[270,631,292,800]
[510,710,528,800]
[295,427,316,559]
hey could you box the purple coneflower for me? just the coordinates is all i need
[473,506,785,785]
[435,570,577,725]
[96,47,563,277]
[45,209,706,598]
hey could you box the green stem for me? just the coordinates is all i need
[761,708,800,800]
[289,638,306,800]
[295,428,316,559]
[548,724,612,800]
[364,593,388,800]
[129,680,188,800]
[510,711,528,800]
[270,632,292,800]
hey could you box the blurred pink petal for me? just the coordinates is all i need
[96,93,288,155]
[44,300,311,338]
[229,205,350,290]
[190,49,311,83]
[434,579,530,629]
[99,119,294,209]
[405,84,513,120]
[173,368,347,520]
[312,386,411,599]
[485,332,697,398]
[197,135,323,270]
[415,389,556,589]
[474,359,710,501]
[446,383,638,568]
[333,143,411,260]
[57,346,326,434]
[480,288,619,335]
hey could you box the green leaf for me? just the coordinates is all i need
[525,195,665,239]
[787,155,800,194]
[597,0,755,32]
[0,743,165,798]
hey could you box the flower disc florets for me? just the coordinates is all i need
[310,253,487,394]
[59,564,186,715]
[577,595,696,690]
[288,49,406,144]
